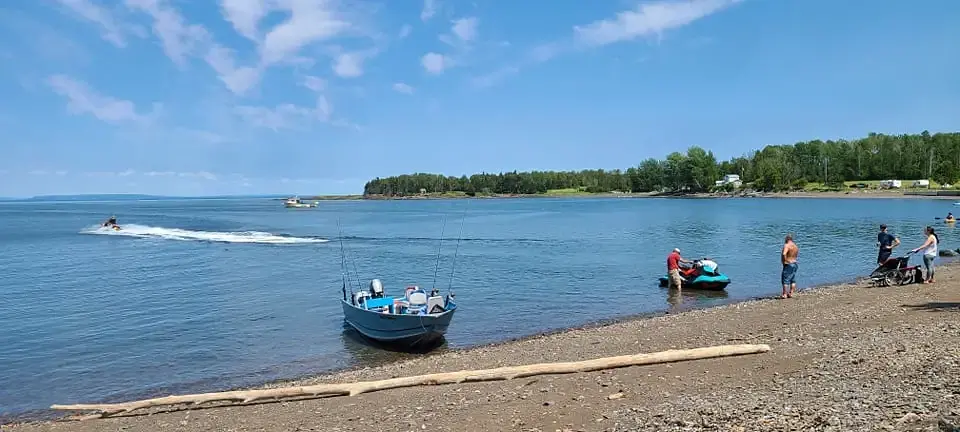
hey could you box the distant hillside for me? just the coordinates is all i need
[15,194,287,202]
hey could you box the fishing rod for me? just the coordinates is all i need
[447,200,469,292]
[430,215,448,292]
[338,219,364,297]
[337,219,350,301]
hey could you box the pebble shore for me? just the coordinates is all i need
[7,265,959,432]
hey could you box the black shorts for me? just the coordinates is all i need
[878,250,892,264]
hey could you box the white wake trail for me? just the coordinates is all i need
[82,224,328,245]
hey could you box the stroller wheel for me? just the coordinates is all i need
[899,269,914,286]
[883,273,896,287]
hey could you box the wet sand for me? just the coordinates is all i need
[7,261,959,431]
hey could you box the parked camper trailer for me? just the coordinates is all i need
[880,180,902,189]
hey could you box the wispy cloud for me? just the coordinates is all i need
[392,82,414,94]
[573,0,740,47]
[55,0,136,47]
[124,0,208,67]
[258,1,350,66]
[219,0,268,41]
[300,75,326,92]
[47,74,153,124]
[472,0,741,88]
[204,44,261,95]
[29,170,68,176]
[398,24,412,39]
[420,0,437,22]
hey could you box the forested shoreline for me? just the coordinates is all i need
[362,131,960,196]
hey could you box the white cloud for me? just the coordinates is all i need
[420,0,437,22]
[573,0,740,47]
[124,0,208,67]
[47,75,148,123]
[204,44,261,95]
[392,83,414,94]
[56,0,130,47]
[471,0,739,89]
[141,171,216,180]
[451,17,478,42]
[333,52,365,78]
[470,66,519,88]
[235,95,334,131]
[259,2,350,66]
[421,52,448,74]
[220,0,268,41]
[399,24,412,39]
[301,75,326,92]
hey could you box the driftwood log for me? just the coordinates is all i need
[52,343,770,418]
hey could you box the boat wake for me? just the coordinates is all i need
[81,224,329,244]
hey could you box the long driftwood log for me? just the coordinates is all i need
[52,343,770,418]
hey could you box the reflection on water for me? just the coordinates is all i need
[664,287,730,310]
[339,323,450,361]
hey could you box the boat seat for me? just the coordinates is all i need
[363,297,394,310]
[408,291,427,306]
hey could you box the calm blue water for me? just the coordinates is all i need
[1,197,957,419]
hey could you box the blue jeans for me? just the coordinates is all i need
[923,254,936,281]
[781,262,798,286]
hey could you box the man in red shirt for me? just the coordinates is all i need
[667,248,691,289]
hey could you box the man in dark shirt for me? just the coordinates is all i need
[877,224,900,265]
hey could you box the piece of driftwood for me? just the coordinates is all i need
[52,343,770,418]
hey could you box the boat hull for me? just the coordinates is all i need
[341,299,457,348]
[658,274,731,291]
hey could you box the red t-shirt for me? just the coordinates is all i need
[667,251,681,271]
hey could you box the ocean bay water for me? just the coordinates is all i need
[0,196,956,419]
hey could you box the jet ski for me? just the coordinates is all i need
[102,216,121,231]
[658,259,731,291]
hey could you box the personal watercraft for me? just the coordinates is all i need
[102,216,121,231]
[658,259,731,291]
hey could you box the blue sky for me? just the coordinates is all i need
[1,0,958,197]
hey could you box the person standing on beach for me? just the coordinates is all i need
[667,248,691,289]
[781,234,799,299]
[911,226,939,284]
[876,224,900,265]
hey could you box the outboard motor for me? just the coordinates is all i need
[369,279,384,298]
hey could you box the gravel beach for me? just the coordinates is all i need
[6,264,959,432]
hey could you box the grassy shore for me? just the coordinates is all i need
[8,263,959,431]
[299,184,960,201]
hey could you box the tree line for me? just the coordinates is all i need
[362,131,960,196]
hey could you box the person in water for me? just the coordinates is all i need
[876,224,900,266]
[781,234,799,299]
[947,212,955,222]
[666,248,691,289]
[911,226,939,284]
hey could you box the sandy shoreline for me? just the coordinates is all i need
[8,262,959,431]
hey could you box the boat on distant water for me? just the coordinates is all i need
[284,196,317,208]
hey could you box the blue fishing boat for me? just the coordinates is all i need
[341,280,457,348]
[335,208,465,350]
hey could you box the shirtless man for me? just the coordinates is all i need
[781,234,799,299]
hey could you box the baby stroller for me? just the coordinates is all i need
[869,251,922,287]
